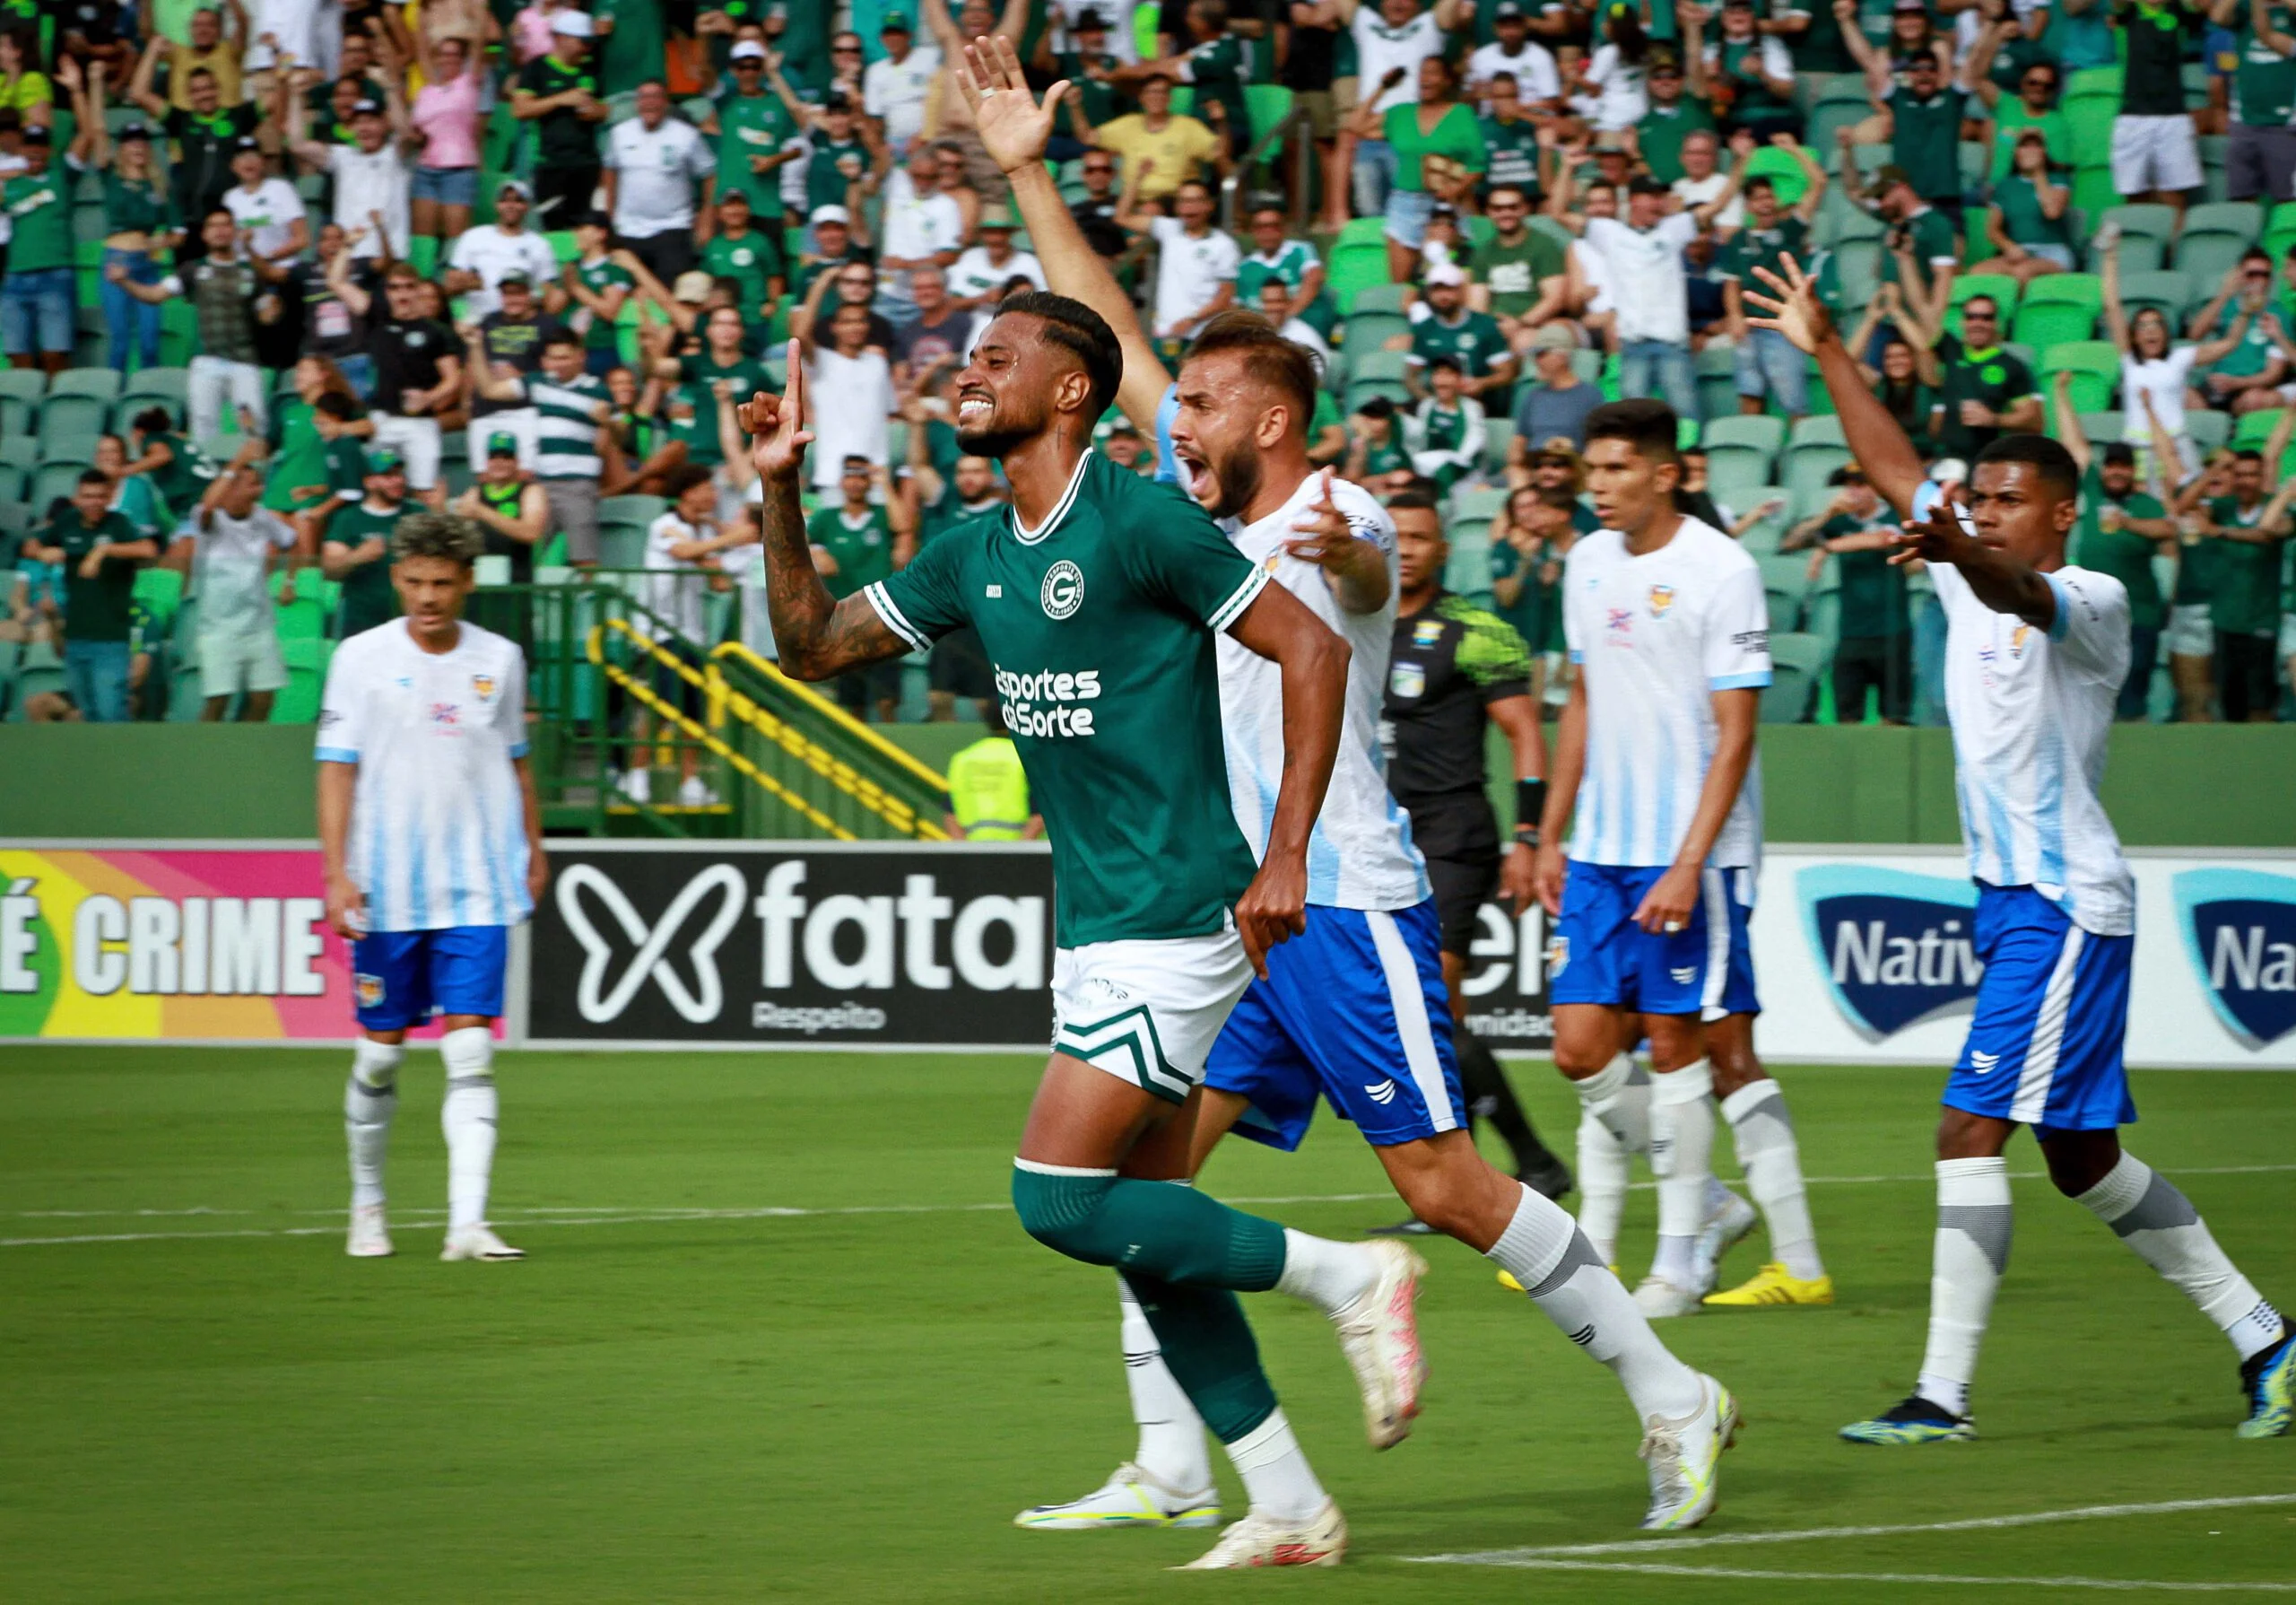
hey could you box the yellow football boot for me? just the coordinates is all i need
[1702,1261,1834,1308]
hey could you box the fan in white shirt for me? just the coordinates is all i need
[287,91,414,260]
[441,182,561,319]
[221,152,309,267]
[1141,192,1241,341]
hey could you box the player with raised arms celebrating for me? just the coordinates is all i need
[740,275,1433,1568]
[1743,256,2294,1444]
[319,512,547,1264]
[961,33,1737,1539]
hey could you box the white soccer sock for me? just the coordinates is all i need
[1488,1181,1703,1421]
[1571,1052,1648,1267]
[439,1027,499,1231]
[1223,1408,1326,1524]
[344,1038,403,1210]
[1116,1279,1213,1496]
[1274,1229,1379,1317]
[1916,1156,2012,1418]
[1648,1059,1716,1288]
[1721,1079,1825,1281]
[2076,1153,2287,1362]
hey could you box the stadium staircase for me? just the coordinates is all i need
[515,572,952,842]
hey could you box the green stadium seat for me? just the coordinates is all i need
[2078,409,2124,443]
[2185,201,2262,243]
[1344,347,1411,389]
[1704,411,1785,458]
[598,494,668,528]
[2013,273,2103,348]
[2232,407,2289,448]
[1790,414,1848,449]
[48,369,121,403]
[2116,268,2193,327]
[1349,281,1411,317]
[1703,441,1772,496]
[2092,234,2163,275]
[0,434,34,473]
[30,460,94,510]
[1444,521,1494,596]
[1451,485,1509,521]
[2063,92,2119,162]
[2066,65,2123,97]
[1760,554,1811,632]
[272,638,328,722]
[2100,202,2178,246]
[1730,489,1792,554]
[2188,408,2232,453]
[0,464,23,508]
[2071,165,2118,222]
[2174,230,2254,284]
[599,522,649,569]
[1784,443,1851,510]
[1336,216,1387,249]
[1325,242,1392,315]
[8,640,66,723]
[1481,416,1514,474]
[1762,632,1823,723]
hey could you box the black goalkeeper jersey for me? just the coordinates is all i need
[1380,589,1534,862]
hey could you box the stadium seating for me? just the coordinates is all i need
[2189,408,2233,453]
[2174,227,2253,285]
[1762,632,1824,723]
[1733,489,1792,554]
[2012,274,2104,348]
[2117,269,2193,327]
[2233,407,2291,448]
[2041,340,2121,414]
[1342,349,1412,412]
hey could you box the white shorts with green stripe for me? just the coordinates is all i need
[1050,923,1256,1104]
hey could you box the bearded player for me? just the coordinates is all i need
[964,34,1738,1536]
[1744,254,2294,1444]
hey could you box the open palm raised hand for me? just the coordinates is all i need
[953,32,1069,177]
[1743,253,1834,357]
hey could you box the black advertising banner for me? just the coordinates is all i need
[528,843,1058,1047]
[526,842,1552,1051]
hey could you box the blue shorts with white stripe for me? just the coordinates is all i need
[1205,899,1467,1152]
[1945,885,2135,1135]
[1547,860,1761,1022]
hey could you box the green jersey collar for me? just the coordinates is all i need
[1013,448,1093,545]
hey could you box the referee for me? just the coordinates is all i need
[1374,486,1570,1221]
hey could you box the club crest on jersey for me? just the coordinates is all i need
[1389,661,1426,700]
[2174,868,2296,1047]
[2011,624,2032,658]
[355,973,385,1007]
[471,675,496,699]
[1544,934,1570,976]
[1413,618,1443,646]
[1040,560,1083,620]
[1648,584,1675,618]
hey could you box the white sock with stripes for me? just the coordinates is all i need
[1116,1279,1214,1497]
[1721,1078,1825,1281]
[2076,1153,2287,1362]
[1917,1156,2012,1418]
[344,1038,402,1210]
[1571,1052,1646,1268]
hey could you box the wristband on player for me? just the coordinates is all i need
[1513,778,1547,847]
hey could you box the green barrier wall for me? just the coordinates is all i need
[4,722,2293,847]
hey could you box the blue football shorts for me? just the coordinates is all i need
[351,925,510,1032]
[1205,899,1468,1152]
[1944,885,2135,1135]
[1547,861,1760,1022]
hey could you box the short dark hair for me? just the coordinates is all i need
[1584,398,1680,465]
[390,510,483,565]
[1184,309,1321,437]
[1972,434,2079,502]
[1744,176,1775,199]
[132,405,174,434]
[2100,442,2136,467]
[995,291,1124,420]
[1628,176,1668,197]
[1387,486,1440,516]
[662,462,716,498]
[544,327,584,351]
[842,453,874,472]
[314,391,363,421]
[77,468,110,490]
[1485,183,1532,208]
[2232,448,2265,465]
[1428,354,1463,375]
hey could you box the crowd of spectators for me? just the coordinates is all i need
[2,0,2294,731]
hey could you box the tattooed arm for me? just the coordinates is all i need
[741,346,910,680]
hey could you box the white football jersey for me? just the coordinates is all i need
[1561,516,1770,868]
[316,619,534,932]
[1934,560,2135,935]
[1216,471,1431,912]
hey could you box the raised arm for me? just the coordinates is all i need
[1745,254,1927,520]
[2052,369,2092,475]
[130,33,169,119]
[1835,0,1892,95]
[2100,240,2132,352]
[741,349,910,679]
[960,34,1172,432]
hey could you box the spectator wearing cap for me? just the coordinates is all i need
[1635,48,1718,187]
[459,268,569,472]
[862,10,937,153]
[1717,149,1827,420]
[512,9,608,225]
[1704,0,1801,141]
[406,30,482,245]
[946,205,1046,315]
[2,124,75,374]
[793,205,874,301]
[453,432,550,589]
[1032,4,1133,160]
[1114,174,1239,358]
[561,210,635,378]
[1554,164,1741,432]
[112,208,287,437]
[2059,399,2179,720]
[1840,7,1970,225]
[605,79,718,290]
[58,68,177,372]
[875,138,963,335]
[1389,259,1517,406]
[2107,0,2205,224]
[1983,126,2075,284]
[221,133,308,270]
[1342,393,1418,495]
[1084,73,1222,201]
[798,89,876,232]
[700,39,805,222]
[443,177,562,319]
[1348,51,1484,284]
[312,446,415,636]
[1510,323,1604,456]
[332,259,463,506]
[1865,163,1959,348]
[132,39,261,241]
[286,70,414,263]
[1469,2,1563,111]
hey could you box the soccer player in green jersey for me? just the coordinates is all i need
[743,308,1421,1570]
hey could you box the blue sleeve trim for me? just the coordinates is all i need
[1152,384,1182,485]
[315,747,360,763]
[1709,671,1772,690]
[1567,650,1584,664]
[507,741,531,759]
[2042,571,2071,641]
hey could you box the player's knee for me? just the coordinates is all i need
[1010,1164,1117,1263]
[440,1025,493,1079]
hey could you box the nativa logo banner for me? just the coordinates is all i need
[2174,868,2296,1048]
[1797,864,1984,1040]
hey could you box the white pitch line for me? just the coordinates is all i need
[1452,1559,2296,1593]
[1405,1493,2296,1565]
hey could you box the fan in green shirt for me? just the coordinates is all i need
[1469,214,1566,322]
[570,240,638,360]
[2228,5,2296,129]
[700,194,787,318]
[1380,95,1488,196]
[1877,189,1961,307]
[704,53,804,216]
[805,487,900,601]
[316,455,413,638]
[1401,286,1517,405]
[2,153,74,275]
[1235,209,1332,334]
[1176,28,1252,152]
[2204,484,2292,639]
[1636,61,1717,187]
[1476,81,1544,197]
[1987,154,2074,261]
[27,492,156,645]
[593,0,667,98]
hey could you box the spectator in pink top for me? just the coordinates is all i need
[408,33,481,244]
[510,0,570,65]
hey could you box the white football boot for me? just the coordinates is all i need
[1013,1462,1221,1531]
[345,1203,393,1258]
[1693,1186,1761,1293]
[1177,1498,1347,1569]
[1331,1240,1429,1449]
[1632,1273,1706,1320]
[440,1225,525,1261]
[1639,1373,1740,1531]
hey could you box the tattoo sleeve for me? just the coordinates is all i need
[758,470,908,679]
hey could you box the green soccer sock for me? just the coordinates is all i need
[1120,1269,1279,1444]
[1010,1164,1289,1290]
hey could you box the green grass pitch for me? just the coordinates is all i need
[3,1047,2292,1603]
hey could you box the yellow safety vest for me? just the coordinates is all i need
[946,735,1031,841]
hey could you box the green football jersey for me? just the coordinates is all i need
[866,451,1268,946]
[327,502,409,636]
